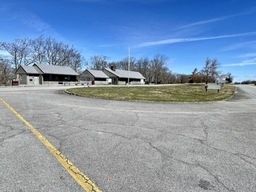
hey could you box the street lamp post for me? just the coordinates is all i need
[128,47,130,86]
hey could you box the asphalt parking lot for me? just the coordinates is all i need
[0,85,255,192]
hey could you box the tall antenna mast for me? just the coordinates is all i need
[128,47,130,85]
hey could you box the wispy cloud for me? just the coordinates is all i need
[1,3,55,35]
[178,11,255,29]
[223,51,256,67]
[223,62,256,67]
[136,32,256,48]
[17,13,51,33]
[178,16,230,29]
[12,12,64,40]
[237,52,256,58]
[221,40,256,51]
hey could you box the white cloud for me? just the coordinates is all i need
[12,12,64,40]
[136,32,256,48]
[237,52,256,58]
[222,62,256,67]
[221,40,256,51]
[178,11,255,29]
[178,16,230,29]
[17,13,51,33]
[223,51,256,67]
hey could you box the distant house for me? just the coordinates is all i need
[16,64,78,85]
[79,69,110,85]
[15,65,41,85]
[103,66,145,85]
[215,75,228,84]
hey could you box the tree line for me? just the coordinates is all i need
[1,36,233,85]
[0,36,84,71]
[89,55,230,84]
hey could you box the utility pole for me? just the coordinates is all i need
[128,47,130,86]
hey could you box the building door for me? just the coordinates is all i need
[34,77,39,85]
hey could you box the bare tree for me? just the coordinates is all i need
[0,57,13,85]
[30,36,46,64]
[1,37,84,72]
[44,37,74,66]
[136,58,150,83]
[176,74,190,83]
[150,54,168,84]
[190,68,204,83]
[167,73,178,84]
[119,57,137,70]
[161,68,175,84]
[0,38,31,69]
[90,55,108,70]
[112,60,126,70]
[201,57,220,83]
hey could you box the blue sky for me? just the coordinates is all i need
[0,0,256,82]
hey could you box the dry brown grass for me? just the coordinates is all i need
[67,84,235,102]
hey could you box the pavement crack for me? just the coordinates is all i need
[148,141,197,167]
[200,120,209,144]
[148,141,173,159]
[56,151,100,192]
[197,163,236,192]
[209,146,256,169]
[234,153,256,168]
[177,133,205,144]
[80,127,132,140]
[45,133,63,152]
[0,129,26,146]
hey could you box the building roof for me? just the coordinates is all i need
[18,65,40,74]
[34,64,79,76]
[87,69,109,78]
[104,68,145,79]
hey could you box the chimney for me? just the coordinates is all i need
[110,65,116,71]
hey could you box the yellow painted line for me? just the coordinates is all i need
[0,98,102,192]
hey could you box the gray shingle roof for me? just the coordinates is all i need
[104,68,145,79]
[20,65,40,74]
[88,69,109,78]
[34,64,78,76]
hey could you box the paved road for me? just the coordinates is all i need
[0,85,255,192]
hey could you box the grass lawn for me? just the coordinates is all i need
[67,84,236,102]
